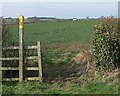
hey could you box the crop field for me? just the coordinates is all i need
[2,19,119,94]
[10,20,98,45]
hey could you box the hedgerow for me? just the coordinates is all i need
[92,18,120,70]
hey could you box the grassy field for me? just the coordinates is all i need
[2,20,119,95]
[10,20,98,45]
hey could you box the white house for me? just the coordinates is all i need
[72,18,77,21]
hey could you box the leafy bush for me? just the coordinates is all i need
[92,18,120,70]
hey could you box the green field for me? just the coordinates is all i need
[2,19,118,95]
[10,20,98,44]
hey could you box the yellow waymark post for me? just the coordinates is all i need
[19,15,24,82]
[19,15,24,29]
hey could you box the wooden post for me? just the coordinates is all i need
[19,15,24,82]
[37,41,43,82]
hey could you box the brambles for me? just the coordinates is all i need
[92,18,120,70]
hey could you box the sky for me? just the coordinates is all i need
[0,0,119,18]
[1,0,119,2]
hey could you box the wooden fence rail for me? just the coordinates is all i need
[2,45,38,50]
[0,57,19,61]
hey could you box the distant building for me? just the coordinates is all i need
[72,18,77,21]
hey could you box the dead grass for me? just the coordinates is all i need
[108,68,120,78]
[73,50,92,64]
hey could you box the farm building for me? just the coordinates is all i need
[72,18,77,21]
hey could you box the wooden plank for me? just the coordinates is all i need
[2,46,19,50]
[37,41,43,82]
[0,57,19,60]
[3,78,19,81]
[26,56,38,60]
[2,45,38,50]
[27,67,39,70]
[26,77,42,81]
[0,67,19,70]
[25,46,38,49]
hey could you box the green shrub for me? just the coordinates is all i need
[92,18,120,70]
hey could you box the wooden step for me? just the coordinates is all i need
[26,77,42,81]
[2,45,38,50]
[0,57,19,61]
[0,67,19,70]
[3,46,19,50]
[26,67,39,70]
[25,45,38,49]
[3,78,19,81]
[26,56,38,60]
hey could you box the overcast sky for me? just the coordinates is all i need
[1,0,119,2]
[1,0,119,18]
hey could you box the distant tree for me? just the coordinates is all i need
[8,17,12,19]
[109,15,114,18]
[100,16,105,19]
[86,16,89,20]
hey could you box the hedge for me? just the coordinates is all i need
[92,18,120,70]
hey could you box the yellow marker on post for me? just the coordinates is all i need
[19,15,24,82]
[19,15,24,29]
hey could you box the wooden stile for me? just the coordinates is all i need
[1,16,43,82]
